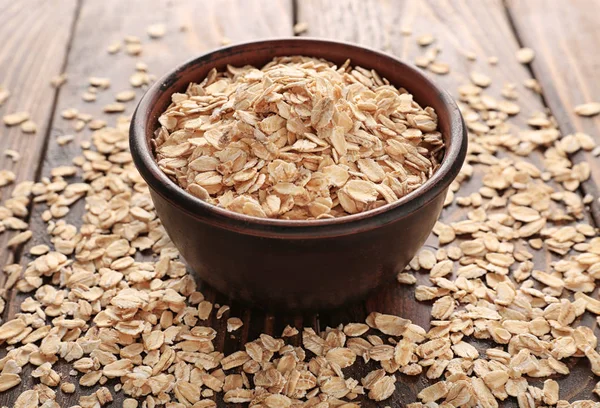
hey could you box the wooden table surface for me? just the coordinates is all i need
[0,0,599,406]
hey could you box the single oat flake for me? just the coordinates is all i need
[574,102,600,117]
[416,34,435,46]
[293,21,309,35]
[154,56,444,220]
[3,112,29,126]
[516,47,535,64]
[147,23,166,39]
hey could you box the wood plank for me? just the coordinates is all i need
[298,0,598,405]
[0,1,292,406]
[507,0,600,225]
[0,0,78,269]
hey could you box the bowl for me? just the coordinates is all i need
[130,38,467,310]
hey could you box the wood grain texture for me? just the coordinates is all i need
[299,0,598,405]
[1,0,598,406]
[0,0,78,270]
[0,0,293,407]
[507,0,600,225]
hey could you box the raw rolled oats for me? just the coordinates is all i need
[574,102,600,117]
[115,90,136,102]
[103,102,125,113]
[227,317,243,332]
[470,71,491,88]
[293,21,309,35]
[0,26,598,408]
[3,112,29,126]
[147,23,166,39]
[516,47,535,64]
[155,56,444,219]
[20,120,37,134]
[417,34,435,46]
[106,41,121,54]
[50,73,67,88]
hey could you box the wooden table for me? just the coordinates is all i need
[0,0,599,406]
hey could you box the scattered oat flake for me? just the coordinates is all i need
[282,325,299,337]
[516,47,535,64]
[130,71,150,87]
[107,41,122,54]
[50,73,67,88]
[574,102,600,117]
[7,230,32,247]
[227,317,243,332]
[89,76,111,89]
[414,55,431,68]
[125,35,140,44]
[126,43,142,56]
[293,21,309,34]
[73,119,85,131]
[470,71,491,87]
[61,382,75,393]
[417,34,435,46]
[115,90,136,102]
[0,169,16,187]
[397,272,417,285]
[20,120,37,134]
[524,77,542,93]
[0,373,20,391]
[3,112,29,126]
[428,62,450,75]
[89,119,107,130]
[135,61,148,71]
[61,108,79,119]
[103,102,126,113]
[4,149,20,162]
[216,304,230,319]
[147,23,166,39]
[82,92,96,102]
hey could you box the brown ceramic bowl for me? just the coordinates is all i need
[130,38,467,310]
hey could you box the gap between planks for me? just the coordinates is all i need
[292,0,300,31]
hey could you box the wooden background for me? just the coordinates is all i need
[0,0,599,406]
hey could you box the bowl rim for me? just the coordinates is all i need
[130,37,467,237]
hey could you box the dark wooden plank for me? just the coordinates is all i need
[506,0,600,225]
[0,0,78,269]
[0,0,293,406]
[299,0,599,405]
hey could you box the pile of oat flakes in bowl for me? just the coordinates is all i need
[154,56,444,219]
